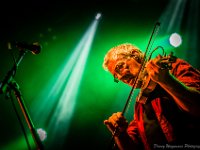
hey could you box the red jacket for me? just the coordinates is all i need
[127,58,200,150]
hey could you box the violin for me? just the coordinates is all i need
[136,52,177,104]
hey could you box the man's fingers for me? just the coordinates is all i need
[104,119,116,134]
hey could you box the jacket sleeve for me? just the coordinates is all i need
[171,58,200,91]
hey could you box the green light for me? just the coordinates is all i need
[0,134,35,150]
[30,18,101,149]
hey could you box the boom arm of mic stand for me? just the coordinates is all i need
[0,50,26,94]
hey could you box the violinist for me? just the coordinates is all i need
[103,43,200,150]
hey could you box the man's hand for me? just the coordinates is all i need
[104,112,128,136]
[146,55,172,84]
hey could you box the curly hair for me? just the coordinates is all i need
[102,43,144,73]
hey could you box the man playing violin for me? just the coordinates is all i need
[103,43,200,150]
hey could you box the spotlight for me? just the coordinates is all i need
[37,128,47,141]
[95,13,102,20]
[169,33,182,47]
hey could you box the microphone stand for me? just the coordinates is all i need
[0,50,44,150]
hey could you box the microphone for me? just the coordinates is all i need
[8,41,42,55]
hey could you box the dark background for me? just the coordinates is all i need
[0,0,199,150]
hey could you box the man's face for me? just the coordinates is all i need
[111,57,142,86]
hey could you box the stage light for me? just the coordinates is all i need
[28,15,101,149]
[37,128,47,141]
[169,33,182,47]
[95,12,102,20]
